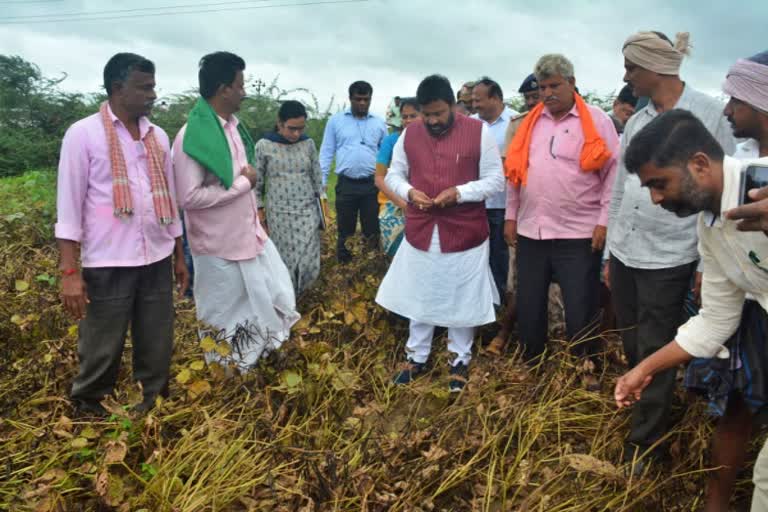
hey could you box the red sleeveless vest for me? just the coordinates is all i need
[403,114,488,253]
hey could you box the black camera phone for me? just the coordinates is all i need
[739,164,768,206]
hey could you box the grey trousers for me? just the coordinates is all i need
[71,256,174,405]
[610,255,696,451]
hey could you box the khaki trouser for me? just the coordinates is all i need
[752,439,768,511]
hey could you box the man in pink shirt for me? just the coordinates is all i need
[504,54,619,388]
[56,53,189,416]
[173,52,299,370]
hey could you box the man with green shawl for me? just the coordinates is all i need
[173,52,299,370]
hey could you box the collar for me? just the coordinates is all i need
[217,113,239,130]
[643,83,693,118]
[703,155,742,227]
[735,138,761,160]
[472,106,515,126]
[344,109,373,119]
[106,102,153,139]
[542,102,579,120]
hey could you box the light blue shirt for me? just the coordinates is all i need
[319,110,388,185]
[472,106,518,209]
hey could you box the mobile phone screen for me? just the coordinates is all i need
[742,165,768,205]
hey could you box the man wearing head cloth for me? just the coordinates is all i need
[715,50,768,512]
[605,31,736,471]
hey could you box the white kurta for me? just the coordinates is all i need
[375,123,505,327]
[193,239,300,370]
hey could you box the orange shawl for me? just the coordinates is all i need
[504,93,612,187]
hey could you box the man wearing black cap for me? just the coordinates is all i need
[610,84,638,135]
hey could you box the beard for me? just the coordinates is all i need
[426,112,455,137]
[661,172,714,217]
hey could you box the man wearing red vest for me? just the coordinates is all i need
[375,75,505,392]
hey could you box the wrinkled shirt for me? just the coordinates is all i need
[606,85,736,269]
[318,110,387,185]
[505,103,619,240]
[55,105,181,268]
[173,115,267,261]
[676,156,768,359]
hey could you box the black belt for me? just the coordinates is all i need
[339,174,374,182]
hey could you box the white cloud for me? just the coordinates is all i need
[1,0,765,115]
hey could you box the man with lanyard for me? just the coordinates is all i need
[471,77,519,303]
[173,52,299,370]
[376,75,504,392]
[319,81,387,263]
[605,31,736,466]
[56,53,188,415]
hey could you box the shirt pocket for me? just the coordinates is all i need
[551,130,583,162]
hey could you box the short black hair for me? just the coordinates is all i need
[398,97,420,112]
[348,81,372,97]
[616,84,637,107]
[278,100,307,121]
[748,50,768,66]
[103,53,154,96]
[417,75,455,106]
[474,77,504,101]
[198,51,245,99]
[624,109,724,175]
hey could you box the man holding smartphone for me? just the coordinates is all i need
[613,108,768,510]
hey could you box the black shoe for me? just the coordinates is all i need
[392,360,426,384]
[73,400,108,418]
[449,362,469,393]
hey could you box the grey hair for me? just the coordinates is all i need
[534,54,575,81]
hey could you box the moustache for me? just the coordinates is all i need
[544,96,558,102]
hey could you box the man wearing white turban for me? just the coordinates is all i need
[605,30,736,472]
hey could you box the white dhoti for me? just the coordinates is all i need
[192,239,300,370]
[376,227,499,365]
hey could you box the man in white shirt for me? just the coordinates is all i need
[471,77,518,301]
[612,108,768,511]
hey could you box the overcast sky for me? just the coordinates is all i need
[1,0,765,115]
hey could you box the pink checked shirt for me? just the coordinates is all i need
[55,105,182,268]
[505,103,619,240]
[173,115,267,261]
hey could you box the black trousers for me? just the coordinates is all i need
[516,236,602,362]
[610,254,696,450]
[487,209,509,299]
[71,256,174,405]
[335,174,380,262]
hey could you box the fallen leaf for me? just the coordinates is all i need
[80,426,99,439]
[104,440,128,465]
[566,454,621,480]
[214,342,231,357]
[199,336,217,352]
[15,279,29,292]
[175,369,191,385]
[281,370,302,389]
[421,445,448,462]
[189,360,205,371]
[187,379,211,398]
[70,437,89,449]
[34,469,67,485]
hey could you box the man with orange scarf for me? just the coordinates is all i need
[504,54,619,389]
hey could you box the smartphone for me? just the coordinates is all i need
[739,164,768,205]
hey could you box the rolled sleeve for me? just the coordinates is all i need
[505,182,520,221]
[55,124,89,242]
[384,133,412,201]
[675,233,745,358]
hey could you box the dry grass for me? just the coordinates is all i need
[0,216,759,511]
